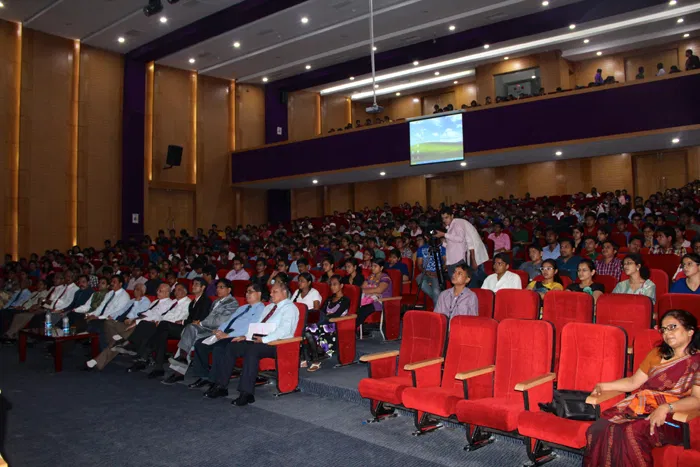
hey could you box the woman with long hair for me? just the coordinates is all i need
[612,253,656,303]
[526,259,563,300]
[342,258,365,287]
[290,272,321,311]
[565,259,605,303]
[585,309,700,466]
[670,253,700,294]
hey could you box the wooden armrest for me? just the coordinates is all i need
[404,357,444,371]
[267,337,302,346]
[673,410,700,423]
[586,391,624,405]
[455,365,495,380]
[329,314,357,323]
[359,350,400,363]
[515,373,556,391]
[379,296,402,302]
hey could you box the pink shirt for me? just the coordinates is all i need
[488,232,511,251]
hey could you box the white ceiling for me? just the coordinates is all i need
[235,128,700,190]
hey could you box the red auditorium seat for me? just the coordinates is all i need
[516,323,627,462]
[534,275,573,288]
[471,288,494,318]
[361,269,402,341]
[217,269,228,281]
[231,280,250,298]
[591,274,618,293]
[512,269,530,289]
[643,254,681,281]
[542,291,594,372]
[455,319,554,450]
[329,284,361,367]
[358,311,447,422]
[179,278,192,292]
[632,329,661,372]
[596,294,652,370]
[493,289,539,321]
[657,293,700,322]
[401,316,498,434]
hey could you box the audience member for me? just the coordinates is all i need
[670,253,700,294]
[635,66,644,80]
[686,49,700,71]
[526,259,563,299]
[225,257,250,281]
[656,62,666,76]
[355,259,392,330]
[342,258,365,287]
[387,250,409,282]
[487,222,511,253]
[144,266,164,295]
[318,258,335,283]
[434,208,488,287]
[612,254,656,303]
[519,244,544,280]
[565,259,604,303]
[556,238,581,279]
[127,267,147,291]
[651,226,687,256]
[291,272,322,311]
[481,253,522,292]
[434,264,478,320]
[594,68,604,85]
[595,240,623,281]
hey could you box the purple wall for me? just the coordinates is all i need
[121,59,146,238]
[232,73,700,184]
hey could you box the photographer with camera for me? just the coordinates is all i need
[433,208,489,288]
[415,234,446,305]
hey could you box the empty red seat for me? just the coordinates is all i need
[542,291,594,372]
[650,268,669,300]
[402,316,498,433]
[592,274,618,293]
[512,269,530,288]
[516,323,627,459]
[596,294,653,347]
[358,311,447,421]
[657,293,700,322]
[455,319,554,450]
[643,254,681,281]
[493,289,539,321]
[231,280,250,298]
[471,288,495,318]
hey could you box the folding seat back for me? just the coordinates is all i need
[592,274,618,294]
[471,288,495,318]
[342,284,360,314]
[310,270,323,281]
[643,254,681,280]
[385,269,402,296]
[633,329,662,372]
[234,296,245,305]
[442,317,498,399]
[657,293,700,322]
[493,319,554,401]
[217,269,230,280]
[395,311,448,379]
[650,269,669,298]
[494,289,539,321]
[314,282,330,304]
[232,280,250,298]
[401,257,414,280]
[512,269,530,289]
[258,303,307,394]
[596,294,653,344]
[542,291,594,371]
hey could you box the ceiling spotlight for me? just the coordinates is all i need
[373,46,378,51]
[483,44,490,49]
[555,150,563,156]
[542,0,549,5]
[596,51,603,56]
[374,84,379,88]
[159,16,168,24]
[684,33,690,38]
[349,76,355,81]
[143,0,163,17]
[117,36,125,44]
[677,18,684,23]
[413,60,419,66]
[396,92,401,96]
[583,39,590,44]
[233,41,241,48]
[262,77,268,82]
[672,138,680,144]
[301,16,309,24]
[460,162,467,167]
[669,0,677,5]
[569,24,576,30]
[531,75,536,79]
[449,25,456,31]
[312,179,318,184]
[504,56,509,60]
[434,71,440,76]
[305,64,311,70]
[188,58,195,64]
[0,2,4,7]
[379,172,386,176]
[413,98,419,103]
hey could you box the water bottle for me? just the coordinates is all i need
[45,311,52,336]
[62,316,70,335]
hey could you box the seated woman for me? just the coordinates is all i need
[318,257,335,283]
[360,249,374,272]
[670,253,700,294]
[612,253,656,303]
[355,259,393,332]
[342,258,365,287]
[526,259,563,300]
[565,259,605,303]
[584,309,700,467]
[302,275,351,372]
[290,272,322,311]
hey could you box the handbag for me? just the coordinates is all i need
[538,390,597,421]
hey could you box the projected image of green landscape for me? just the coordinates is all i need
[409,114,464,166]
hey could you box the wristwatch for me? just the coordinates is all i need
[667,403,674,413]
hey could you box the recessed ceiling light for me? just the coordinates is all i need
[312,179,318,184]
[542,0,549,6]
[434,71,440,76]
[301,16,309,24]
[449,25,456,31]
[189,58,195,64]
[379,172,386,176]
[504,56,509,60]
[531,75,536,79]
[460,162,467,167]
[583,39,590,44]
[669,0,677,5]
[373,46,378,51]
[677,18,684,23]
[569,24,576,30]
[160,16,168,24]
[233,41,241,48]
[596,51,603,56]
[555,150,563,156]
[413,61,419,66]
[483,44,490,49]
[350,69,474,100]
[349,76,355,81]
[672,138,680,144]
[305,64,311,70]
[454,80,459,84]
[684,33,690,38]
[117,36,125,44]
[413,98,419,103]
[374,84,379,88]
[262,77,268,82]
[0,2,4,8]
[395,92,401,96]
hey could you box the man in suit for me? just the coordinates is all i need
[203,281,299,406]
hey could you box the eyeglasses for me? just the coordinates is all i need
[216,285,228,289]
[622,262,637,267]
[540,267,554,271]
[245,290,258,294]
[659,324,680,334]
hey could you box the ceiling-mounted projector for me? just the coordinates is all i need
[366,103,384,114]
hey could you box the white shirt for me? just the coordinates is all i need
[112,296,152,321]
[126,276,147,291]
[481,270,523,292]
[291,288,322,310]
[657,68,666,76]
[137,297,176,322]
[225,269,251,281]
[43,283,79,311]
[149,296,191,324]
[259,298,299,344]
[454,219,489,267]
[85,288,131,317]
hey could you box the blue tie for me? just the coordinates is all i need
[224,305,251,333]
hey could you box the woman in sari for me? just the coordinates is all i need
[584,309,700,467]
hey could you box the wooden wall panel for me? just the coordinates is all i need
[326,184,353,214]
[152,65,194,184]
[392,175,426,206]
[77,45,123,247]
[235,83,265,150]
[573,56,626,87]
[428,173,463,206]
[354,180,391,211]
[687,147,700,182]
[625,48,678,81]
[321,94,350,134]
[18,29,73,256]
[291,187,322,219]
[634,151,688,198]
[147,188,194,236]
[476,55,539,103]
[388,95,423,120]
[239,188,267,226]
[288,91,320,141]
[196,75,233,229]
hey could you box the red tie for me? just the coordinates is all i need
[161,300,179,316]
[261,305,277,323]
[51,286,69,310]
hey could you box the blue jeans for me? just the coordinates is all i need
[417,273,441,306]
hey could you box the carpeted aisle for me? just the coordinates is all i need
[0,341,582,467]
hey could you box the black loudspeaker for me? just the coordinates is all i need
[280,90,288,105]
[166,145,183,167]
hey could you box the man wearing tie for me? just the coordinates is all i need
[82,275,131,348]
[184,283,265,389]
[203,281,298,406]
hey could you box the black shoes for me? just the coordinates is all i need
[188,378,211,389]
[127,360,147,373]
[231,392,255,407]
[203,384,228,399]
[161,373,185,385]
[147,369,165,379]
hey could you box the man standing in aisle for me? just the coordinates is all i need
[433,208,489,288]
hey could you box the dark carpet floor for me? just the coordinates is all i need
[0,338,583,467]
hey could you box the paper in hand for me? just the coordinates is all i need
[245,323,276,341]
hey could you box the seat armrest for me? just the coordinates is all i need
[627,346,633,355]
[673,410,700,423]
[379,296,402,302]
[359,350,399,363]
[455,365,495,380]
[586,391,624,405]
[515,373,556,391]
[404,357,444,371]
[329,314,356,323]
[267,337,302,346]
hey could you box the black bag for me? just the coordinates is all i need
[538,390,596,421]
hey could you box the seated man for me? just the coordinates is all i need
[481,253,522,292]
[650,226,687,256]
[225,257,251,281]
[144,266,164,296]
[122,283,191,375]
[595,240,623,281]
[81,275,131,348]
[434,265,478,320]
[387,250,409,282]
[83,283,152,371]
[184,283,265,389]
[627,234,644,254]
[61,274,100,329]
[519,244,543,280]
[556,238,581,279]
[0,278,34,335]
[203,281,299,406]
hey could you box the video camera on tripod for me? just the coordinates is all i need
[427,227,448,291]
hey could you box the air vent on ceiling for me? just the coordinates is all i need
[487,13,508,21]
[125,29,142,37]
[333,0,353,9]
[257,28,275,37]
[197,52,212,59]
[183,0,202,8]
[401,35,420,43]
